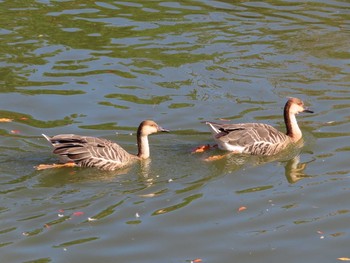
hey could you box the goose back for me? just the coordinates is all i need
[45,134,136,170]
[208,122,292,155]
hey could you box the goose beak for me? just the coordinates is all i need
[158,126,170,133]
[303,108,314,114]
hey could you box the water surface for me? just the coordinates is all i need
[1,0,350,262]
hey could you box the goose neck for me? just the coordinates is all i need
[137,130,150,159]
[284,105,302,142]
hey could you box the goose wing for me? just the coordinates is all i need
[43,134,134,170]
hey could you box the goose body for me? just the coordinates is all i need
[204,98,313,156]
[42,120,169,171]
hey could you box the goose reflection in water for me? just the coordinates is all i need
[284,155,315,183]
[199,141,314,184]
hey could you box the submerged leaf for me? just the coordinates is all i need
[192,144,211,153]
[35,163,77,170]
[204,154,226,161]
[73,212,84,217]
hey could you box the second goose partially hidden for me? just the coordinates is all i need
[204,97,313,156]
[37,120,169,171]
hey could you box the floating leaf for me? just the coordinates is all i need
[338,258,350,261]
[139,193,156,198]
[238,206,247,212]
[317,230,325,239]
[330,232,344,237]
[138,189,167,198]
[0,118,13,122]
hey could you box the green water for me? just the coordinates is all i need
[1,0,350,262]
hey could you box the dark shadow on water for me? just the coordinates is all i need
[36,167,130,186]
[35,158,159,189]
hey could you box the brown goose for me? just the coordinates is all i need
[37,120,169,171]
[204,97,313,156]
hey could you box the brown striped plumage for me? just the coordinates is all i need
[42,120,169,171]
[204,98,313,156]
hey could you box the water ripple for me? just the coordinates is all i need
[1,0,350,262]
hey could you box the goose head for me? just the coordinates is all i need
[287,97,313,115]
[138,120,169,136]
